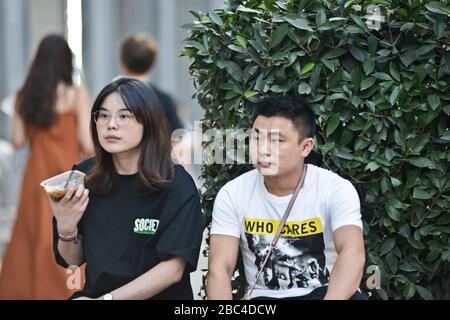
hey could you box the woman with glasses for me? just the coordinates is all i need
[48,77,204,300]
[0,35,92,299]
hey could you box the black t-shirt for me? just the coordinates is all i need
[52,158,204,299]
[151,85,183,134]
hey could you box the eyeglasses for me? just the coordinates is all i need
[93,110,135,126]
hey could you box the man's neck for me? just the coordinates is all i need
[263,164,306,197]
[124,72,150,84]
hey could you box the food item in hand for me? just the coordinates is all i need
[40,170,86,202]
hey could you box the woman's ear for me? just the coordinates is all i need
[301,137,315,157]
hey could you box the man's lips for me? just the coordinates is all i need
[257,161,272,168]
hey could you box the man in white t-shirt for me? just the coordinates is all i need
[207,96,366,300]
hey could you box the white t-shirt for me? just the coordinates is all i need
[211,164,362,299]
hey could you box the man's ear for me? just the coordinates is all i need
[300,137,314,157]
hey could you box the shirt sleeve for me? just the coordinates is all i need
[327,179,363,232]
[210,184,241,238]
[155,193,204,273]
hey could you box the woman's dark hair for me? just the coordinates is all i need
[86,77,174,194]
[250,95,317,140]
[16,34,73,127]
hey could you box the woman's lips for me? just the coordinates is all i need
[104,136,121,143]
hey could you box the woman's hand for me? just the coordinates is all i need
[48,185,89,236]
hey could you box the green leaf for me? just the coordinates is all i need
[417,44,437,56]
[366,100,376,113]
[355,140,370,151]
[297,82,311,95]
[400,22,415,31]
[379,238,396,256]
[320,142,335,155]
[404,282,416,299]
[390,177,402,187]
[228,44,247,53]
[441,130,450,141]
[208,12,223,27]
[368,36,377,56]
[389,61,401,82]
[326,113,340,137]
[345,25,365,34]
[389,85,403,105]
[300,63,315,74]
[384,148,395,161]
[350,13,368,31]
[407,157,435,169]
[413,187,433,200]
[244,90,258,98]
[236,5,262,14]
[400,50,417,67]
[360,77,376,90]
[427,94,440,110]
[365,161,381,172]
[284,17,313,32]
[416,285,434,300]
[374,72,393,81]
[349,45,365,62]
[425,2,450,15]
[235,35,248,49]
[386,205,402,222]
[322,48,346,60]
[271,23,289,48]
[399,224,410,238]
[224,61,243,82]
[321,58,338,72]
[316,10,326,27]
[335,148,353,160]
[394,130,405,148]
[185,40,206,52]
[363,58,375,75]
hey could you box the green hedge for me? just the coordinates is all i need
[182,0,450,299]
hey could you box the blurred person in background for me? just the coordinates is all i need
[120,33,199,179]
[0,34,93,299]
[120,33,183,134]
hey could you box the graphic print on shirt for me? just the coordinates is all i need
[133,218,160,235]
[244,217,330,290]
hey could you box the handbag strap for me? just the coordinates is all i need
[243,164,308,300]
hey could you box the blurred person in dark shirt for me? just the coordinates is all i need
[120,33,183,134]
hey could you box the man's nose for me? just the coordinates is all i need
[258,137,271,156]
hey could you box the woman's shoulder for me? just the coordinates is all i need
[170,165,198,195]
[73,156,95,173]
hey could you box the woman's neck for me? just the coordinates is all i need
[112,148,141,175]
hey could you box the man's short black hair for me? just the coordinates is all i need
[251,95,316,139]
[120,33,159,75]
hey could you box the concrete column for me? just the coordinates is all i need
[28,0,65,56]
[82,0,120,96]
[157,0,177,96]
[0,0,28,98]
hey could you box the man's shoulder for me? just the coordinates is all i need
[308,164,355,191]
[150,85,174,104]
[221,168,259,191]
